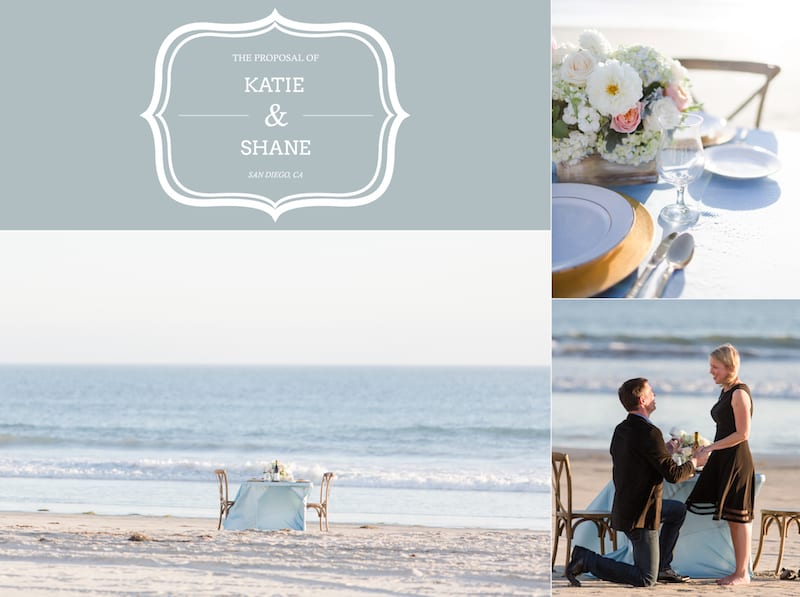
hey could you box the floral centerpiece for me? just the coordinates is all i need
[668,427,711,465]
[264,459,293,481]
[552,29,696,184]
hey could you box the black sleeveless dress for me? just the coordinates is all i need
[685,383,755,523]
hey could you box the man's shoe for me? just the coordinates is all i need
[658,568,689,583]
[565,545,590,587]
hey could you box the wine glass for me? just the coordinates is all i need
[657,112,705,227]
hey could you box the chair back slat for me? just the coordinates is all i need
[676,58,781,128]
[551,452,573,515]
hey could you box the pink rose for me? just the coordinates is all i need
[665,83,691,111]
[610,102,643,134]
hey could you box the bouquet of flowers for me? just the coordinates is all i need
[668,427,711,465]
[552,29,696,166]
[264,459,293,481]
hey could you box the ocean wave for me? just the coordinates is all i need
[0,457,548,493]
[553,333,800,360]
[0,424,548,456]
[553,377,800,400]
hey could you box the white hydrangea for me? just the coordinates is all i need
[578,29,612,59]
[552,75,578,101]
[599,129,661,165]
[611,45,673,88]
[586,60,642,117]
[552,130,597,165]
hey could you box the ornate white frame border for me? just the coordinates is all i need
[141,10,409,221]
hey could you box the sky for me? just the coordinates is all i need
[0,230,549,366]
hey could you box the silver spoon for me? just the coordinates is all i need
[654,233,695,298]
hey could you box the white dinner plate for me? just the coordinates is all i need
[552,183,635,272]
[704,144,781,179]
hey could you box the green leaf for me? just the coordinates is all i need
[605,130,623,152]
[552,119,570,139]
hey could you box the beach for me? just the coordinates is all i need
[551,450,800,595]
[0,513,548,596]
[552,300,800,594]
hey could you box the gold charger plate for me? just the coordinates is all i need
[552,193,654,298]
[699,111,736,147]
[702,125,736,147]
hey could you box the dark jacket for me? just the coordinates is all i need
[610,413,696,532]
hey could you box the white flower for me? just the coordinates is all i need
[552,41,578,66]
[552,129,596,164]
[644,97,681,130]
[586,60,642,116]
[600,129,660,165]
[551,29,693,166]
[577,105,601,133]
[671,59,689,84]
[560,49,597,85]
[579,29,612,59]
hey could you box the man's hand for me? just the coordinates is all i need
[666,438,680,455]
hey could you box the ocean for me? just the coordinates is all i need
[553,300,800,456]
[0,365,548,530]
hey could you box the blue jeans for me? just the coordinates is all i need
[583,500,687,587]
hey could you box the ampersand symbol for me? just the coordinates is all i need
[264,103,288,127]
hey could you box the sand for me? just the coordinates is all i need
[551,449,800,595]
[0,513,548,596]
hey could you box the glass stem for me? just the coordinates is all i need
[676,185,687,208]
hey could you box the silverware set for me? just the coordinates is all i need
[625,232,695,298]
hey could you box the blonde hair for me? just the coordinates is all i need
[710,343,740,385]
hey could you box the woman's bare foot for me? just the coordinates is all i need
[716,573,750,585]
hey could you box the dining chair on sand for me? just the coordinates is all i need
[215,469,236,530]
[552,452,617,573]
[753,508,800,574]
[676,59,781,129]
[306,472,335,531]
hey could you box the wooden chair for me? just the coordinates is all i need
[306,472,335,531]
[552,452,616,572]
[753,508,800,573]
[215,469,236,530]
[676,58,781,128]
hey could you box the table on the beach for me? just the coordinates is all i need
[573,473,765,578]
[224,480,313,531]
[563,128,800,298]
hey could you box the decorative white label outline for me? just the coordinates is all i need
[141,10,409,221]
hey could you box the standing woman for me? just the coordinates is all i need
[685,343,755,586]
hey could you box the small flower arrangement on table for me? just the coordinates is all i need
[263,459,293,481]
[552,29,696,168]
[668,427,711,465]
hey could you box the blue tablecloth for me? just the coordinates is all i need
[573,473,765,578]
[224,480,313,531]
